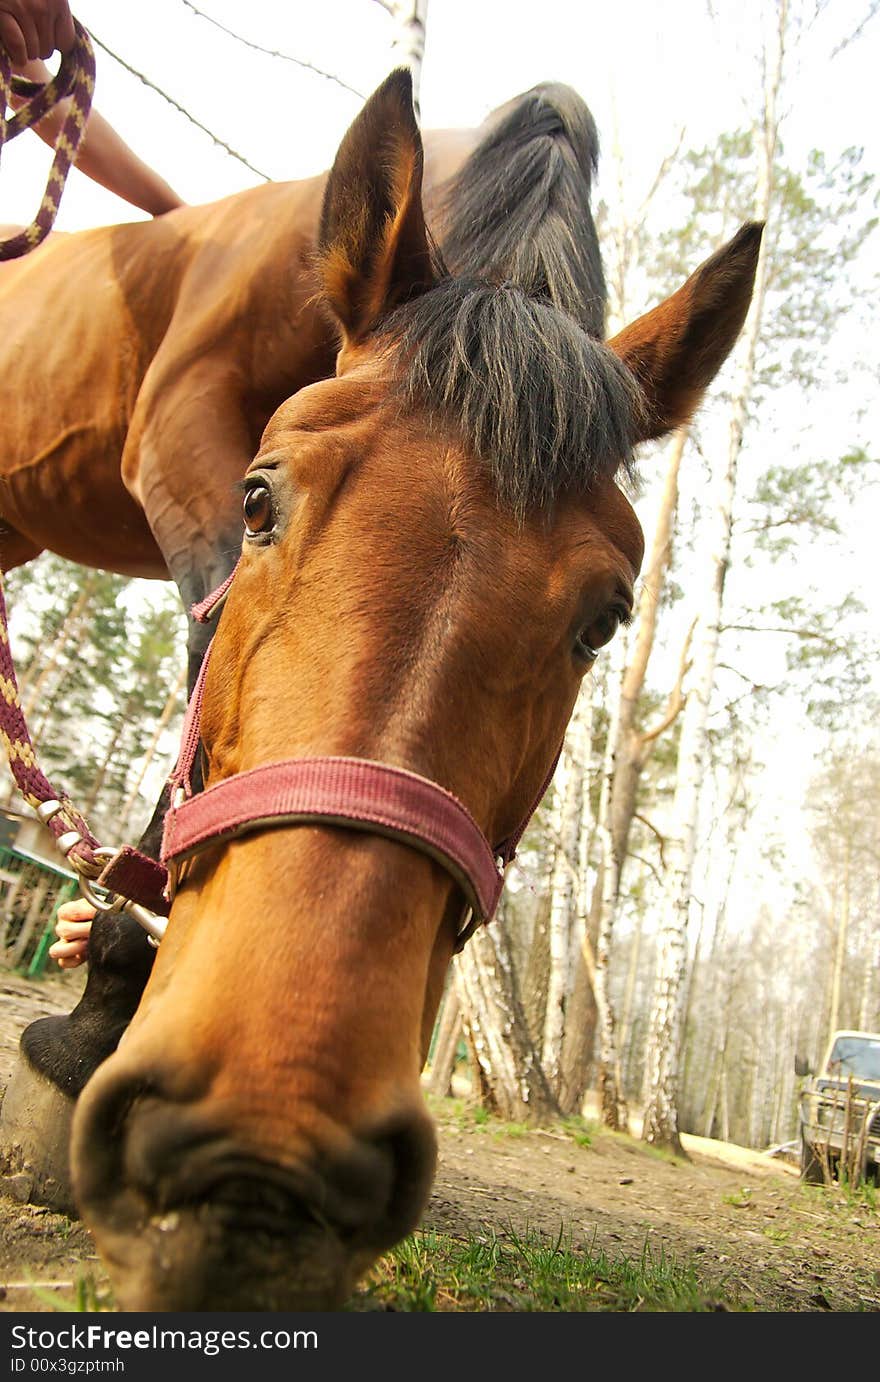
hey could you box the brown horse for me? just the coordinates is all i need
[0,82,482,1103]
[3,72,760,1309]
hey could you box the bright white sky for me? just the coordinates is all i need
[2,1,877,228]
[2,0,878,924]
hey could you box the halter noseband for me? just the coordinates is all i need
[151,570,559,952]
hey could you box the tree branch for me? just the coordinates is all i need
[722,623,844,652]
[633,813,667,869]
[638,618,696,748]
[629,851,664,888]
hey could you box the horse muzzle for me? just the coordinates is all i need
[70,1055,437,1311]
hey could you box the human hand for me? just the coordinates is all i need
[49,896,95,970]
[0,1,76,67]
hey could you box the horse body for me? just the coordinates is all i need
[2,71,760,1310]
[0,136,471,592]
[0,180,327,587]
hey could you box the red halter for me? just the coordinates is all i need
[153,569,559,950]
[97,567,558,952]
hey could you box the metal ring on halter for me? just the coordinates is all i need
[77,847,168,945]
[78,848,127,913]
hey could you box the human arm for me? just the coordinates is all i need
[12,56,185,216]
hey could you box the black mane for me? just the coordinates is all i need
[378,84,644,516]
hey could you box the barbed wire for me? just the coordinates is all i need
[89,31,271,182]
[179,1,365,99]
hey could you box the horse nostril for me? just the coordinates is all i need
[346,1110,437,1250]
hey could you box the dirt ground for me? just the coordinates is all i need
[1,971,878,1313]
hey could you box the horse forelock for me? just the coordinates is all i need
[378,278,645,519]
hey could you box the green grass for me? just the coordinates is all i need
[426,1097,600,1150]
[722,1187,754,1208]
[356,1224,744,1313]
[32,1273,113,1313]
[560,1115,597,1148]
[761,1225,790,1244]
[836,1172,878,1211]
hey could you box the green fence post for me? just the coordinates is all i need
[26,879,78,979]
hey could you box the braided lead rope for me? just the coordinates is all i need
[0,19,95,262]
[0,573,104,877]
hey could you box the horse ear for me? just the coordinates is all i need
[317,69,436,353]
[608,222,763,442]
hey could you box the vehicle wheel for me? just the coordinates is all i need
[800,1134,823,1184]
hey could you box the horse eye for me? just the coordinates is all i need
[243,484,274,536]
[574,631,600,664]
[574,609,625,665]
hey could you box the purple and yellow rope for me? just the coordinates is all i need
[0,18,95,261]
[0,576,103,875]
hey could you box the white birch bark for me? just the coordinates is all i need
[541,688,590,1091]
[116,660,187,838]
[385,0,429,116]
[455,895,560,1123]
[592,633,630,1130]
[640,2,785,1152]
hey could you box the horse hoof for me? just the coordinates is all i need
[0,1044,77,1217]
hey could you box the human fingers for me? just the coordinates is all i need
[0,13,30,67]
[0,2,72,61]
[56,898,97,925]
[54,918,93,943]
[52,0,74,55]
[49,936,89,969]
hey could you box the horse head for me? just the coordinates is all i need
[71,72,761,1311]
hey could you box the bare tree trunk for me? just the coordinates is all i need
[541,690,591,1096]
[82,694,135,817]
[427,985,461,1097]
[719,1064,730,1145]
[858,858,880,1028]
[9,874,51,967]
[2,579,97,807]
[593,638,629,1131]
[558,806,599,1114]
[558,694,600,1114]
[455,897,560,1124]
[522,891,551,1047]
[828,840,850,1040]
[116,661,186,838]
[640,2,783,1154]
[617,909,643,1085]
[19,576,96,719]
[385,0,429,116]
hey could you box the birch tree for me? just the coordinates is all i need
[641,5,784,1152]
[454,894,560,1124]
[540,687,592,1107]
[377,0,429,114]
